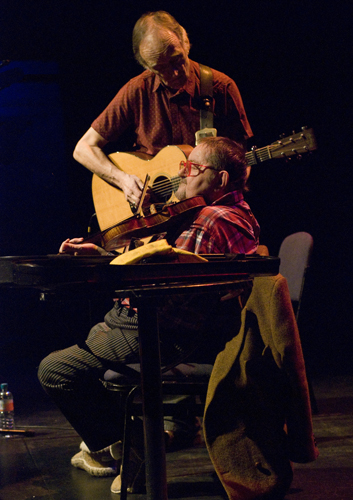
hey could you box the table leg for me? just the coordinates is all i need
[137,299,168,500]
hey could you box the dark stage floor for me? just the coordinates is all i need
[0,374,353,500]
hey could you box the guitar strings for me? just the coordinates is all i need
[245,146,272,161]
[148,175,181,198]
[152,177,180,191]
[245,145,277,164]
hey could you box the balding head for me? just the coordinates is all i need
[139,29,179,65]
[133,11,190,68]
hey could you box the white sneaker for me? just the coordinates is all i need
[71,441,117,477]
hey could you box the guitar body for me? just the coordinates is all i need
[92,145,189,230]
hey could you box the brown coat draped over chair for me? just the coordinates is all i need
[204,274,318,500]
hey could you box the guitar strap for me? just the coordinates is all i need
[199,63,214,129]
[196,64,217,144]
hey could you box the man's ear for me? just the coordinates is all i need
[218,170,229,189]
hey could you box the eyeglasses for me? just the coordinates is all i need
[179,160,218,177]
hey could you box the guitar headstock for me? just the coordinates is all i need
[270,126,317,159]
[246,126,317,166]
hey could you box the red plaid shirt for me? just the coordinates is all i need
[91,60,252,154]
[175,190,260,255]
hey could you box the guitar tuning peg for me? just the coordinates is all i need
[301,125,308,131]
[297,154,303,160]
[292,130,296,135]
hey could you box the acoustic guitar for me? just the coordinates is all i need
[92,127,317,231]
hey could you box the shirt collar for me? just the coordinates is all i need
[211,190,245,206]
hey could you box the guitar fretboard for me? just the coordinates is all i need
[245,147,272,166]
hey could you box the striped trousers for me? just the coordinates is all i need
[38,316,141,451]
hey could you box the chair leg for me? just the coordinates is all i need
[120,385,140,500]
[307,376,319,415]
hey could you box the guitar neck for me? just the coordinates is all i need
[245,146,272,166]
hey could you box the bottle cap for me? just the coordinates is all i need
[1,383,8,391]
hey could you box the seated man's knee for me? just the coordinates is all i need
[38,352,55,388]
[37,350,68,390]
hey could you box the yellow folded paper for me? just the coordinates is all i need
[110,239,173,265]
[109,239,208,265]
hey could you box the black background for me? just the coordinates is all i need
[0,1,351,377]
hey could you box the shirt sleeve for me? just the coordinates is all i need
[91,79,139,142]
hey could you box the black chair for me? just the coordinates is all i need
[103,362,213,499]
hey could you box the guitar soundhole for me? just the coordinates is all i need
[152,175,173,203]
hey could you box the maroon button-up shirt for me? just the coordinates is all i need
[92,60,253,155]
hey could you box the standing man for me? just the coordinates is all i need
[73,10,253,209]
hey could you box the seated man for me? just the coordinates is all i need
[38,137,260,494]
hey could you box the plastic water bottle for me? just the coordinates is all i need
[0,383,15,436]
